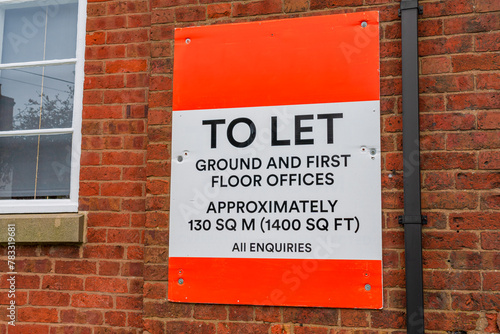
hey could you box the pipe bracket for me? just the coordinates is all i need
[399,0,423,16]
[398,215,427,225]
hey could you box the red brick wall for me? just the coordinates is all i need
[1,0,500,333]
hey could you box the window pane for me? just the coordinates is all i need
[0,64,75,130]
[1,1,78,63]
[0,134,72,199]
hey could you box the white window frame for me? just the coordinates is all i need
[0,0,86,213]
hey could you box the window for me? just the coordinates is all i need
[0,0,86,213]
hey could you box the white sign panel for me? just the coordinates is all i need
[170,101,381,261]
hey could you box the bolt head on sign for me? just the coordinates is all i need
[169,12,382,309]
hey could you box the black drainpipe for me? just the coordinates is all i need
[399,0,426,333]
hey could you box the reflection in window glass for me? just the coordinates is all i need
[0,134,72,199]
[0,64,75,130]
[1,1,78,63]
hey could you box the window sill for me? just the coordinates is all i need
[0,213,85,244]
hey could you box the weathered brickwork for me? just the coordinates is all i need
[0,0,499,333]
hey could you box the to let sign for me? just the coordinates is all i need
[169,12,382,309]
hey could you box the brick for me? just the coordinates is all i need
[6,324,49,334]
[121,262,143,277]
[107,0,149,14]
[55,260,97,275]
[144,282,167,299]
[229,305,253,321]
[447,132,500,150]
[450,251,482,269]
[476,32,500,52]
[255,306,280,322]
[381,191,403,209]
[106,60,148,74]
[482,232,500,250]
[30,291,70,306]
[340,309,368,327]
[481,252,500,270]
[419,95,445,112]
[418,18,443,37]
[422,192,477,210]
[103,89,147,103]
[456,172,500,190]
[420,74,473,93]
[0,274,39,289]
[479,151,500,170]
[421,152,476,170]
[452,53,500,72]
[15,259,52,273]
[425,271,481,290]
[98,260,120,276]
[421,0,473,18]
[71,293,114,308]
[284,0,308,12]
[86,277,128,293]
[149,91,173,108]
[128,13,151,28]
[86,45,127,61]
[484,273,500,291]
[193,304,228,320]
[421,133,446,150]
[419,36,472,56]
[83,105,123,119]
[87,32,105,45]
[423,231,479,250]
[381,77,401,96]
[217,322,269,334]
[144,319,165,333]
[128,311,143,328]
[380,40,401,59]
[103,120,146,134]
[42,275,84,291]
[108,228,141,243]
[105,311,127,326]
[420,112,475,131]
[481,192,500,210]
[152,0,196,7]
[152,8,174,23]
[103,151,145,165]
[282,308,338,326]
[175,6,206,22]
[478,111,500,131]
[144,264,169,280]
[380,59,401,77]
[18,307,58,323]
[163,321,216,333]
[80,167,121,181]
[233,0,282,17]
[206,3,231,18]
[106,30,149,44]
[83,90,104,105]
[371,310,405,328]
[444,13,500,34]
[450,212,500,230]
[116,296,143,310]
[423,250,451,269]
[451,292,483,311]
[421,56,451,74]
[151,25,174,41]
[476,0,500,12]
[423,172,454,190]
[85,61,104,74]
[425,311,479,331]
[83,245,125,259]
[86,16,127,31]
